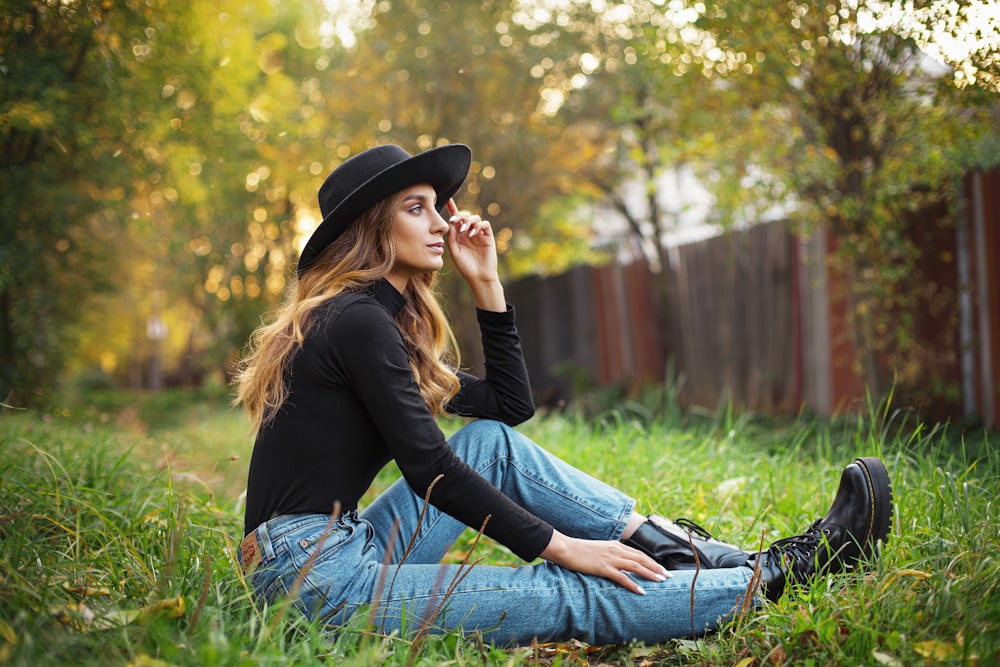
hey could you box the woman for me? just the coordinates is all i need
[233,143,893,646]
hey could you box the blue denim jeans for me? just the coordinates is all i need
[241,420,757,645]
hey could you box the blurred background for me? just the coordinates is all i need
[2,0,998,426]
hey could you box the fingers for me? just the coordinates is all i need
[589,543,671,595]
[604,565,656,596]
[617,544,670,584]
[448,211,491,239]
[611,570,647,595]
[448,215,490,238]
[543,535,673,596]
[466,219,490,238]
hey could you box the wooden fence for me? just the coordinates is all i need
[505,220,800,412]
[501,166,999,428]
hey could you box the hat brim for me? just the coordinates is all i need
[297,144,472,275]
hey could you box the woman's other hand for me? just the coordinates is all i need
[540,530,671,594]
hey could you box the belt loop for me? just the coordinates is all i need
[257,520,275,561]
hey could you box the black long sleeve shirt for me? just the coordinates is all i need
[243,279,554,562]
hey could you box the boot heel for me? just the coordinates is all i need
[853,456,893,546]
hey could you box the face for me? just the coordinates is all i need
[384,183,449,292]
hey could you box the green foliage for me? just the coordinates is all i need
[2,393,1000,665]
[546,0,723,269]
[679,0,1000,398]
[2,0,996,411]
[0,0,278,401]
[518,1,998,411]
[326,0,614,281]
[1,1,618,404]
[0,0,148,400]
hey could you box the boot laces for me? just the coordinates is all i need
[764,520,829,566]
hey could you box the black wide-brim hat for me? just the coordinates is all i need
[297,143,472,275]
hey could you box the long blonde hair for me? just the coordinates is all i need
[233,191,461,431]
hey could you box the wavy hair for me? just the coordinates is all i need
[233,191,461,431]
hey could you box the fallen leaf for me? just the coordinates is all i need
[63,582,112,597]
[94,609,142,629]
[895,568,933,579]
[138,596,185,623]
[50,601,95,630]
[798,629,819,646]
[0,619,18,645]
[0,618,19,644]
[914,640,956,661]
[674,638,706,653]
[765,644,787,666]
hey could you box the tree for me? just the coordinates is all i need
[535,0,746,368]
[538,0,996,401]
[679,0,1000,398]
[0,0,315,400]
[313,0,608,280]
[290,0,612,366]
[2,0,616,401]
[0,0,161,402]
[905,0,1000,93]
[541,1,715,270]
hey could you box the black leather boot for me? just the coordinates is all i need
[623,515,753,570]
[750,456,894,602]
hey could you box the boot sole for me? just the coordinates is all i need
[853,456,894,547]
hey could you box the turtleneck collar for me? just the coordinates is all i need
[366,277,407,317]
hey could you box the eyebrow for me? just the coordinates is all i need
[402,192,435,206]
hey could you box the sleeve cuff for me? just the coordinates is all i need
[476,304,515,325]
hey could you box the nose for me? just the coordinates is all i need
[431,207,449,234]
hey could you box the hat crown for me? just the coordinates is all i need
[318,144,412,219]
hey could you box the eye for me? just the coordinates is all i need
[408,204,423,215]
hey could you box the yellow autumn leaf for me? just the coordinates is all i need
[894,568,933,579]
[734,657,757,667]
[138,596,186,623]
[50,601,96,629]
[63,581,112,597]
[914,639,956,661]
[0,619,18,645]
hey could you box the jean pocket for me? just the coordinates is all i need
[284,521,356,572]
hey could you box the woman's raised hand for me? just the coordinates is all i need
[445,200,505,312]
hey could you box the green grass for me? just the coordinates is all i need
[1,390,998,665]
